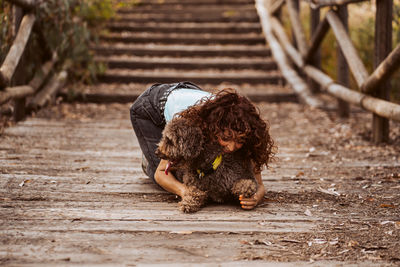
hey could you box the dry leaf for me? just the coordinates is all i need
[169,230,193,235]
[19,179,31,187]
[380,204,396,209]
[348,240,359,248]
[304,209,313,216]
[317,186,340,196]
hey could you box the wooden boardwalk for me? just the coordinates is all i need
[1,101,399,265]
[1,0,400,265]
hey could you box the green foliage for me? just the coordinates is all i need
[392,2,400,102]
[0,0,114,84]
[115,0,143,9]
[350,16,374,73]
[74,0,114,27]
[394,1,400,46]
[35,0,114,83]
[0,1,13,64]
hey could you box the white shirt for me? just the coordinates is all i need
[164,88,211,122]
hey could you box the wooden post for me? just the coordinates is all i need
[308,7,321,93]
[372,0,392,143]
[12,5,26,122]
[290,0,300,50]
[336,5,350,118]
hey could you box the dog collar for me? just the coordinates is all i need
[197,154,222,178]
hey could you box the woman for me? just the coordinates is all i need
[130,82,275,209]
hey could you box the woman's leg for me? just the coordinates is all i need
[129,84,168,182]
[130,111,163,181]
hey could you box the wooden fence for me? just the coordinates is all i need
[256,0,400,143]
[0,0,67,121]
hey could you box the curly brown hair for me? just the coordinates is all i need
[178,88,275,172]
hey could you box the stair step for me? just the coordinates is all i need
[100,32,265,45]
[89,0,285,96]
[96,56,277,70]
[98,69,283,85]
[64,83,293,96]
[93,44,271,57]
[113,13,259,23]
[59,91,297,104]
[60,82,294,103]
[107,22,261,34]
[117,5,256,14]
[114,0,255,5]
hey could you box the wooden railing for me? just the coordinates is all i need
[256,0,400,143]
[0,0,67,121]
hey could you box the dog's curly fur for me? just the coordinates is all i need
[156,117,257,213]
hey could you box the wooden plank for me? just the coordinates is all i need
[97,56,277,70]
[270,17,304,67]
[256,1,322,108]
[326,10,369,89]
[27,71,68,110]
[304,17,329,64]
[4,229,372,267]
[116,6,257,14]
[0,85,33,104]
[0,219,317,233]
[286,0,308,55]
[304,65,400,121]
[107,22,262,34]
[0,178,331,195]
[0,205,321,223]
[0,14,36,88]
[270,0,285,15]
[100,32,265,45]
[0,54,58,105]
[98,70,283,85]
[93,44,272,58]
[264,11,400,122]
[304,0,367,8]
[113,13,260,23]
[361,44,400,94]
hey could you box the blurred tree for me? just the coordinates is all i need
[0,0,115,84]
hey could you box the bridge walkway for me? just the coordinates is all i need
[1,100,399,265]
[1,0,399,265]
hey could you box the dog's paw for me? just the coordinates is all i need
[179,186,207,213]
[231,179,257,198]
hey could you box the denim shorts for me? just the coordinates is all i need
[129,82,202,182]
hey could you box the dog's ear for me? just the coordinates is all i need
[159,117,204,160]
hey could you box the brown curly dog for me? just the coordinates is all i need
[156,117,257,213]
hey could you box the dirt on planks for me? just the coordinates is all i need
[2,98,399,264]
[29,101,400,263]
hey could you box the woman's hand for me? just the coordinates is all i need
[239,171,265,210]
[155,159,187,198]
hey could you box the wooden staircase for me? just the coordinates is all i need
[76,0,293,101]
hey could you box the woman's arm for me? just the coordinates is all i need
[239,171,265,210]
[154,159,187,198]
